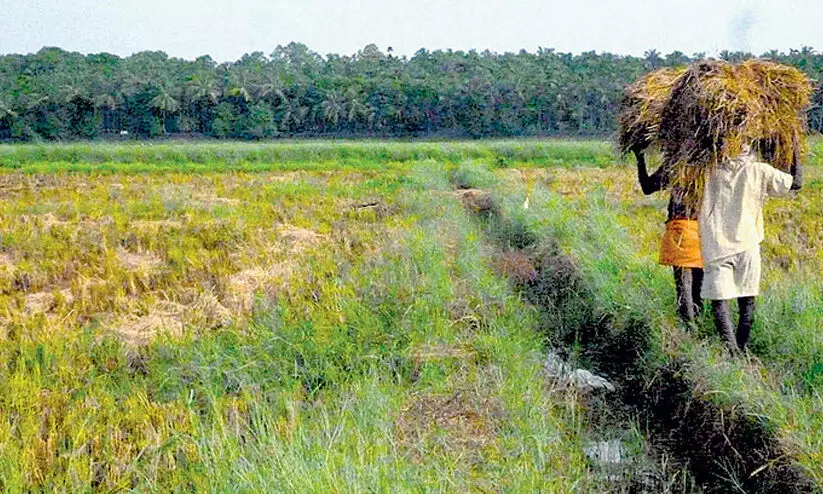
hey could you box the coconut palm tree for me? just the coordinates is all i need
[226,68,257,104]
[228,85,252,103]
[320,90,345,129]
[92,92,119,112]
[120,73,147,99]
[91,91,120,133]
[0,98,17,135]
[276,90,308,134]
[4,93,48,139]
[0,98,17,120]
[345,88,369,126]
[187,75,219,104]
[181,75,218,133]
[149,87,180,134]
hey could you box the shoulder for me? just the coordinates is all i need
[752,160,789,177]
[750,159,772,171]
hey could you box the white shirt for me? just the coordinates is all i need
[699,151,794,263]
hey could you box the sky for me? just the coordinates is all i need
[0,0,821,61]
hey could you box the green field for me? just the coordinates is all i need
[0,139,821,492]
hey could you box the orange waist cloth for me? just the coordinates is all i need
[659,219,703,268]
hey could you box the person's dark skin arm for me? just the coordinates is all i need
[634,148,666,195]
[790,145,803,191]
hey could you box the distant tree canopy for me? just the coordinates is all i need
[0,43,821,140]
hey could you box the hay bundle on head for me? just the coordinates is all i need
[659,59,812,171]
[618,59,813,208]
[618,67,685,154]
[738,59,812,168]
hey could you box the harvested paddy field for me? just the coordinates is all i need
[0,139,820,492]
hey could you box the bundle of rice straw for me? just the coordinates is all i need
[618,59,813,207]
[618,67,686,153]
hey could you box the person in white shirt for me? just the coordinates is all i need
[699,143,803,353]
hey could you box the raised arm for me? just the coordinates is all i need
[634,149,666,195]
[790,145,803,191]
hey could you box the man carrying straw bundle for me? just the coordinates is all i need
[699,143,802,352]
[619,59,812,352]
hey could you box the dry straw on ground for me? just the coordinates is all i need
[396,389,502,463]
[111,293,234,346]
[277,226,327,253]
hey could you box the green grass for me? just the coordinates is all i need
[0,138,820,490]
[0,139,619,172]
[488,163,823,484]
[0,156,609,491]
[1,137,820,173]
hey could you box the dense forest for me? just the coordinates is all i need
[0,43,821,140]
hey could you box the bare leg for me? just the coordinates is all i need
[691,268,704,318]
[712,300,739,353]
[737,297,755,351]
[673,267,695,324]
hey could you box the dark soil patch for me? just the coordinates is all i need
[457,189,497,215]
[492,250,538,285]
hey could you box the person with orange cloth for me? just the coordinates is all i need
[633,148,703,324]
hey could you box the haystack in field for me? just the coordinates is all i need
[618,59,813,206]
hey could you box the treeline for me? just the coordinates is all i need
[0,43,821,140]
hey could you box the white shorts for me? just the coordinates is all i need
[701,246,761,300]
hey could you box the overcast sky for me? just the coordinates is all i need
[0,0,820,61]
